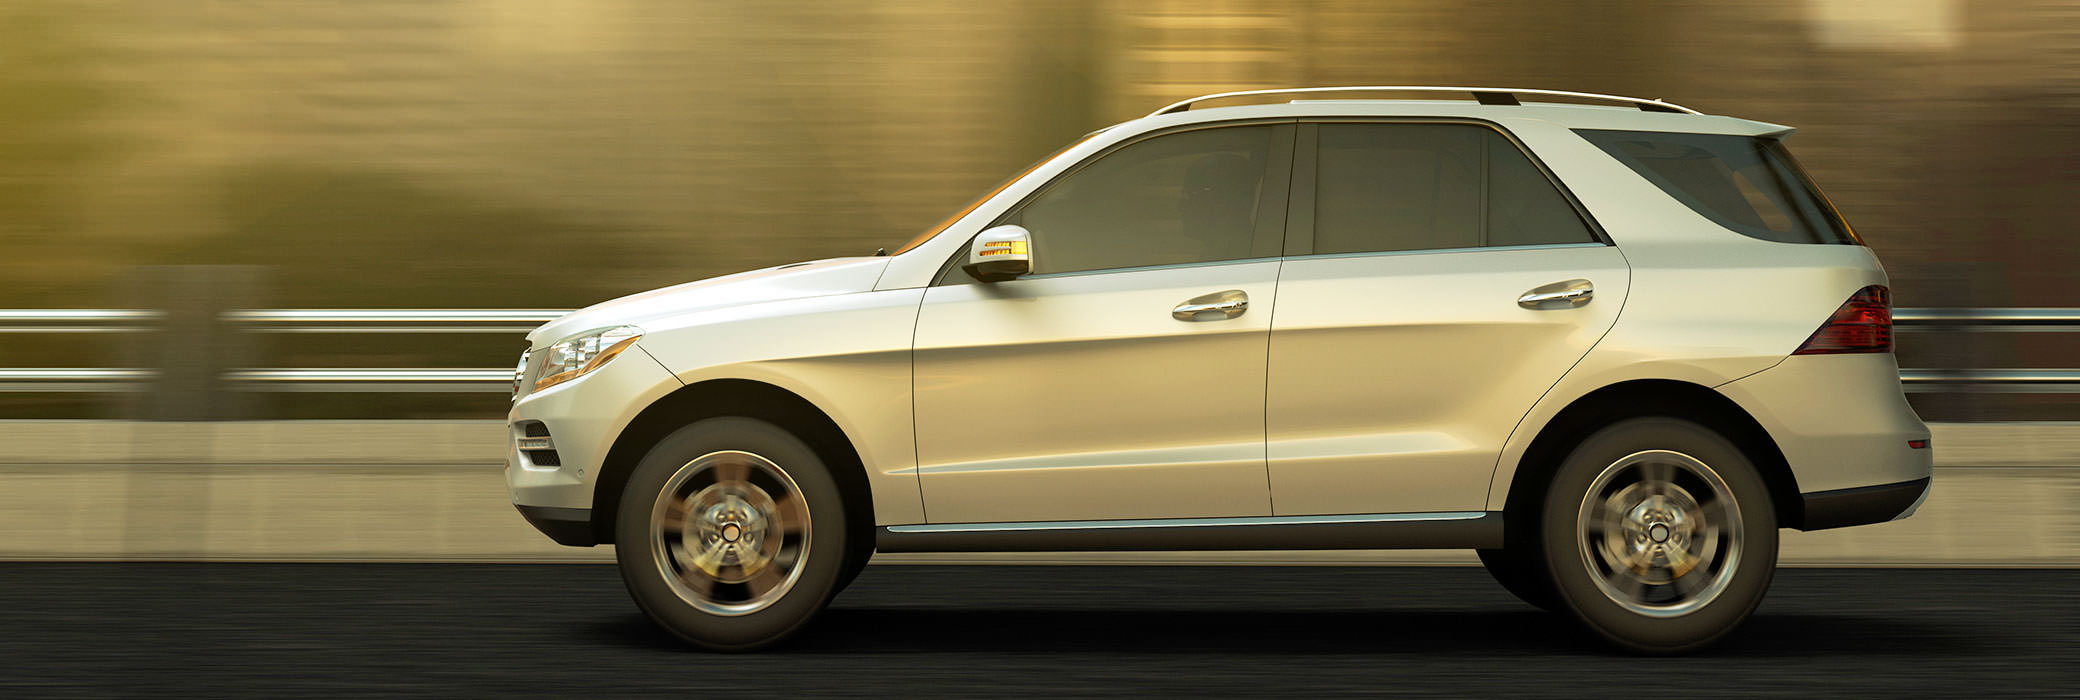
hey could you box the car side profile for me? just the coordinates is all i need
[505,86,1933,654]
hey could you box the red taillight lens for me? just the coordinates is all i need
[1793,285,1891,355]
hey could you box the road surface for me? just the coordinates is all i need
[1,563,2074,697]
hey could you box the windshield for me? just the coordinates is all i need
[1576,129,1860,245]
[890,135,1096,255]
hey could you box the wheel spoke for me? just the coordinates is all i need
[1695,496,1731,531]
[1584,496,1616,525]
[1677,566,1711,596]
[695,542,739,575]
[710,457,750,485]
[660,499,689,533]
[1639,460,1675,492]
[772,491,809,534]
[675,566,716,598]
[1696,526,1723,564]
[742,563,787,598]
[668,539,697,573]
[1603,568,1650,602]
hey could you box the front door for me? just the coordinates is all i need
[912,122,1295,524]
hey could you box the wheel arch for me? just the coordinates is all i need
[1499,379,1806,531]
[590,378,875,546]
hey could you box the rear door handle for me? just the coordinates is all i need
[1174,289,1249,321]
[1518,279,1594,309]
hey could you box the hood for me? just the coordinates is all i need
[526,257,891,345]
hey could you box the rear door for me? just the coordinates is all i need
[1266,121,1629,516]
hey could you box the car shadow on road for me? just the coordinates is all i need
[590,606,1972,658]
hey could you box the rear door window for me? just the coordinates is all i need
[1576,129,1859,245]
[1310,123,1599,255]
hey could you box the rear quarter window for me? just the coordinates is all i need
[1575,129,1860,245]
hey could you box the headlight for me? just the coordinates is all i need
[534,325,643,392]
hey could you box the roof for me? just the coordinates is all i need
[1132,86,1794,138]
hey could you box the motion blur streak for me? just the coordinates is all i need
[0,1,2069,301]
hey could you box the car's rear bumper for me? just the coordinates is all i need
[1716,353,1934,529]
[1798,476,1930,531]
[515,504,596,547]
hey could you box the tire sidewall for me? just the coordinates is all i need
[614,416,850,651]
[1539,417,1779,653]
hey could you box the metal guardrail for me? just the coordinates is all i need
[0,309,164,334]
[0,368,152,393]
[1,308,2077,393]
[222,309,566,334]
[1893,308,2080,329]
[227,369,517,393]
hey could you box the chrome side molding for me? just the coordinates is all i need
[877,511,1502,552]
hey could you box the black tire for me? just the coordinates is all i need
[614,417,851,651]
[1539,417,1778,654]
[1477,547,1558,612]
[836,539,873,594]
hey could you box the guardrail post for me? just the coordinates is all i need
[119,266,267,420]
[1896,263,2013,420]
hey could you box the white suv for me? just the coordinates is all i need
[506,87,1932,653]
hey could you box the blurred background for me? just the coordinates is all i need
[3,7,2076,691]
[1,0,2075,421]
[0,1,2074,566]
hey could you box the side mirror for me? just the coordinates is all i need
[962,225,1032,282]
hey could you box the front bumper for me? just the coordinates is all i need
[1798,476,1931,531]
[506,341,682,545]
[516,504,597,547]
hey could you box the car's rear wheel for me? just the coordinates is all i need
[1540,417,1778,654]
[615,417,849,651]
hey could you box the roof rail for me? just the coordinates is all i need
[1146,86,1702,118]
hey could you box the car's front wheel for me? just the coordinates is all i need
[614,417,849,651]
[1540,417,1778,654]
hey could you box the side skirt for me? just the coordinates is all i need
[875,512,1503,553]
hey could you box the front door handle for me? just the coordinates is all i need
[1518,279,1594,309]
[1174,289,1249,321]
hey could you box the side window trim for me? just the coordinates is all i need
[1249,124,1298,260]
[1284,124,1318,257]
[931,119,1299,286]
[1020,255,1285,281]
[1287,118,1613,257]
[1283,241,1607,263]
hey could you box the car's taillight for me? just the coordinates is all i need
[1793,285,1891,355]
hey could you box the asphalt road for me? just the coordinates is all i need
[1,563,2074,698]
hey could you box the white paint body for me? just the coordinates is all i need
[506,99,1931,534]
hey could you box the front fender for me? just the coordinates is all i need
[637,287,927,525]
